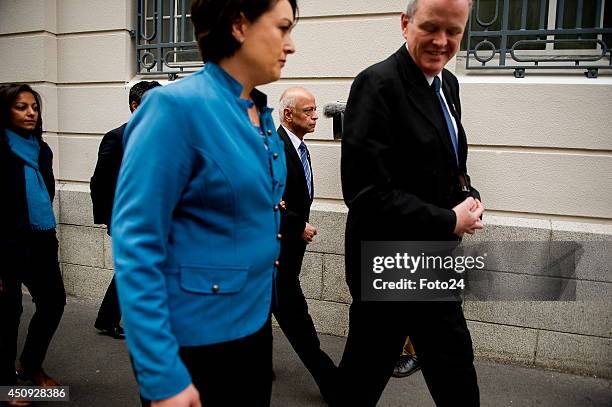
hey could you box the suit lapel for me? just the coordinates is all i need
[277,126,311,201]
[277,126,301,169]
[394,46,458,167]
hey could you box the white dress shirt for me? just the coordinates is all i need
[281,125,304,156]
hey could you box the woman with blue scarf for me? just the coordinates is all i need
[0,84,65,405]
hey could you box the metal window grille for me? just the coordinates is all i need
[464,0,612,77]
[136,0,201,79]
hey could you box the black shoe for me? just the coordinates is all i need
[95,323,125,339]
[392,355,420,378]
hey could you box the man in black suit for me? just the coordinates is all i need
[274,87,337,402]
[339,0,484,406]
[90,80,160,339]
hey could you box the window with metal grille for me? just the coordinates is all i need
[136,0,201,78]
[461,0,611,77]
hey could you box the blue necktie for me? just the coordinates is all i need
[299,141,312,199]
[432,76,459,165]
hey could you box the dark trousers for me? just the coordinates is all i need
[140,319,273,407]
[337,301,479,407]
[95,275,121,328]
[0,230,66,385]
[272,249,337,398]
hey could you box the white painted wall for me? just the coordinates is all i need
[0,0,135,183]
[261,7,612,223]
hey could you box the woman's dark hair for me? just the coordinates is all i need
[0,83,44,139]
[191,0,298,63]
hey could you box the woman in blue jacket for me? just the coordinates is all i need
[0,84,65,406]
[111,1,298,406]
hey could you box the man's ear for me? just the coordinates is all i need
[400,13,410,40]
[231,13,249,44]
[130,101,139,112]
[283,108,293,123]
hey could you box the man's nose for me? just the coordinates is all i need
[432,31,448,46]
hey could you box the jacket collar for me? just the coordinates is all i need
[277,125,303,170]
[394,45,431,90]
[205,62,269,112]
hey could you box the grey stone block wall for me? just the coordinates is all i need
[62,263,114,303]
[56,184,113,304]
[322,254,351,304]
[59,224,105,268]
[55,188,612,378]
[535,330,612,378]
[300,252,323,299]
[303,207,612,379]
[467,320,539,365]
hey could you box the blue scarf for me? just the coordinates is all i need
[5,129,56,231]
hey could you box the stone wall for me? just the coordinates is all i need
[56,187,612,379]
[303,207,612,379]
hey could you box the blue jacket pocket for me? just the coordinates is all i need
[179,264,249,294]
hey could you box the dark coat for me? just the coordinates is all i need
[341,45,480,292]
[277,125,314,271]
[90,123,126,234]
[0,128,55,238]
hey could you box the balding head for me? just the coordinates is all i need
[279,87,318,139]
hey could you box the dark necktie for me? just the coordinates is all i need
[432,76,459,165]
[298,141,312,198]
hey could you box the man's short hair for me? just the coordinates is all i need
[405,0,473,20]
[278,88,298,122]
[406,0,419,17]
[191,0,298,63]
[129,81,162,107]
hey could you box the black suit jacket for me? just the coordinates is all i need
[277,125,314,272]
[90,123,126,234]
[341,45,480,292]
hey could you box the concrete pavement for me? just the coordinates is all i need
[13,296,612,406]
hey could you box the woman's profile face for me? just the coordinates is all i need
[10,91,39,133]
[237,0,296,85]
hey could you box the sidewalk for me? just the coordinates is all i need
[15,296,612,406]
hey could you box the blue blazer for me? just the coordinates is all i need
[111,63,286,400]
